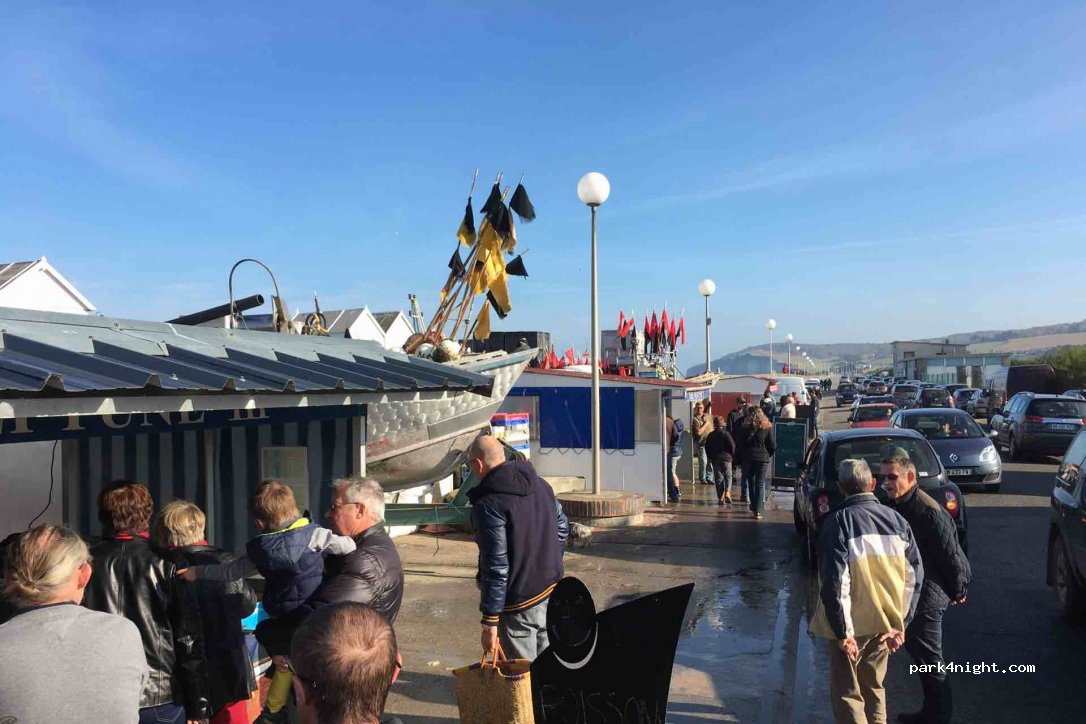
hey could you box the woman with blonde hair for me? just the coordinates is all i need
[736,408,776,519]
[155,500,257,724]
[0,524,147,722]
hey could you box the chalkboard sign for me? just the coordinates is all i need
[772,419,809,483]
[531,578,694,723]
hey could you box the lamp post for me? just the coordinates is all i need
[766,319,777,373]
[786,333,793,373]
[795,346,801,373]
[698,279,716,373]
[578,172,610,496]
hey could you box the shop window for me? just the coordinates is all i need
[635,391,661,443]
[261,447,310,511]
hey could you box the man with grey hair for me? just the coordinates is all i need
[810,459,923,724]
[309,476,404,624]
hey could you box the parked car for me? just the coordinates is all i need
[849,403,896,429]
[1047,427,1086,623]
[891,383,921,409]
[793,428,968,563]
[944,384,969,396]
[850,395,896,416]
[890,408,1002,491]
[918,387,954,409]
[953,387,979,410]
[990,393,1086,461]
[1062,389,1086,401]
[966,388,1004,419]
[865,380,889,395]
[836,382,860,406]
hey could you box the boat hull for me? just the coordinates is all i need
[365,350,533,489]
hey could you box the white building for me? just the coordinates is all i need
[372,311,415,352]
[0,257,96,536]
[0,258,96,315]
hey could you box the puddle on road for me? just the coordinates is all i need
[676,569,784,667]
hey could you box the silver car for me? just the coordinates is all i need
[890,408,1002,492]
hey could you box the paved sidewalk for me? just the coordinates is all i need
[383,481,820,723]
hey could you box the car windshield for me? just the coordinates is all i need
[920,389,951,403]
[827,436,941,482]
[855,406,893,421]
[956,389,978,399]
[839,384,856,392]
[900,413,984,439]
[1027,399,1086,419]
[893,386,919,399]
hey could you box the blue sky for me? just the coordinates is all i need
[2,1,1085,369]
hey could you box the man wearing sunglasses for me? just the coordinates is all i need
[881,454,972,724]
[289,602,403,724]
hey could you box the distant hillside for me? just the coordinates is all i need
[687,317,1086,376]
[688,342,892,376]
[922,319,1086,346]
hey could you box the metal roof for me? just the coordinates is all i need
[0,307,493,398]
[0,261,36,290]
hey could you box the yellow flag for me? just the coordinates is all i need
[473,301,491,340]
[457,198,476,247]
[470,222,505,295]
[488,271,511,317]
[502,212,517,253]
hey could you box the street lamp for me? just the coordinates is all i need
[786,333,793,372]
[766,319,777,373]
[578,172,610,496]
[698,279,716,374]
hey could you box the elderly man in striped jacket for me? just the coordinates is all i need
[811,458,924,724]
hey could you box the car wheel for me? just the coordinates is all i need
[984,483,1001,493]
[1009,434,1024,462]
[1052,538,1086,624]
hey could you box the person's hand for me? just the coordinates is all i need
[186,719,208,724]
[879,630,905,653]
[480,624,499,655]
[839,637,859,661]
[272,654,290,673]
[176,567,197,582]
[952,596,967,605]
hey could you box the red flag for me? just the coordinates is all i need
[547,348,559,368]
[643,315,650,342]
[582,348,590,365]
[669,319,678,347]
[661,308,669,337]
[650,311,658,339]
[565,347,575,364]
[618,310,626,337]
[678,316,686,345]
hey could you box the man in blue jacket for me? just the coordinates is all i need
[466,435,570,660]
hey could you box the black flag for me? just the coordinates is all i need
[487,290,510,319]
[479,182,502,216]
[509,182,536,222]
[448,247,466,278]
[505,255,529,277]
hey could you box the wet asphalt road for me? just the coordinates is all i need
[802,400,1086,723]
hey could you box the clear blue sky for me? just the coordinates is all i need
[3,2,1084,369]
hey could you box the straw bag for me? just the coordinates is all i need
[453,643,535,724]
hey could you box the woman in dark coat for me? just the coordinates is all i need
[736,409,776,519]
[155,500,257,724]
[703,416,737,505]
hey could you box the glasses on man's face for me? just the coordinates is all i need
[879,473,903,482]
[328,501,360,513]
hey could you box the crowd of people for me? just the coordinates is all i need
[675,385,826,517]
[0,434,569,724]
[0,476,406,724]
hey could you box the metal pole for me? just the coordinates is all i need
[704,295,711,373]
[769,329,774,374]
[590,205,601,496]
[787,341,792,373]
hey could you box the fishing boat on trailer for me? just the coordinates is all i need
[365,347,534,490]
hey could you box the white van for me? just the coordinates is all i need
[772,375,811,405]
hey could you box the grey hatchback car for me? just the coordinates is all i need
[890,408,1002,491]
[991,393,1086,461]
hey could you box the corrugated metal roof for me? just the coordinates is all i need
[0,307,493,398]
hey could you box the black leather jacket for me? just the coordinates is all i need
[174,543,258,715]
[83,536,211,718]
[889,486,972,611]
[308,524,404,623]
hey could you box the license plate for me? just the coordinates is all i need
[1052,424,1077,431]
[947,468,971,477]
